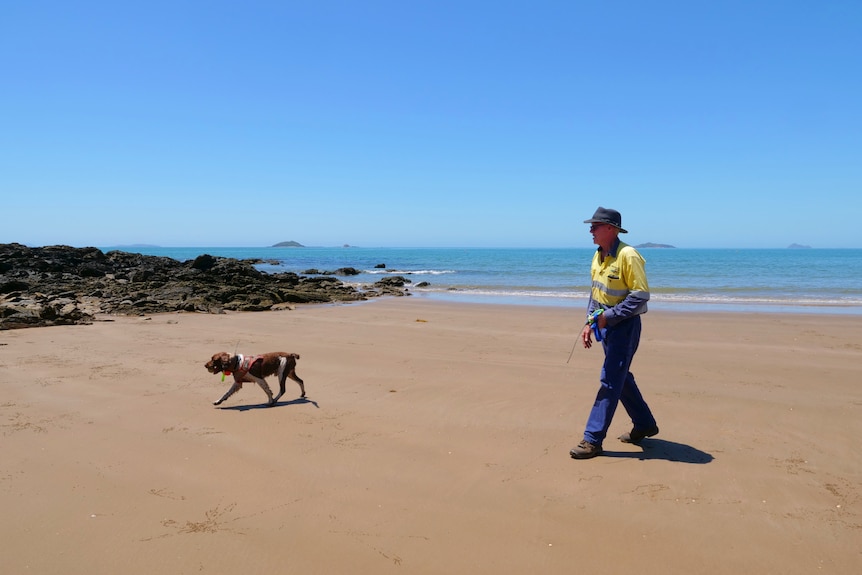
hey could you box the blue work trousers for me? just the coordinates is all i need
[583,315,656,446]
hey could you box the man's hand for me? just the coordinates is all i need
[581,324,593,348]
[584,309,608,347]
[596,312,608,330]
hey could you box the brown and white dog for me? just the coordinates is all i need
[205,352,305,406]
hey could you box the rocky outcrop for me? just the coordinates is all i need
[0,244,410,330]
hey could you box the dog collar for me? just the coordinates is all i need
[221,354,243,381]
[229,353,244,375]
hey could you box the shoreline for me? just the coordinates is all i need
[408,290,862,316]
[3,298,860,574]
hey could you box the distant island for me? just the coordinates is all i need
[272,241,305,247]
[787,243,812,249]
[635,243,675,248]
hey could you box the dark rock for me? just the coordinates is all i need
[0,243,408,330]
[375,276,411,287]
[192,254,218,271]
[365,276,412,298]
[308,267,363,276]
[78,264,106,278]
[1,279,30,294]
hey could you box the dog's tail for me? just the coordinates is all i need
[291,353,300,361]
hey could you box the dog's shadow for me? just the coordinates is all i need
[218,397,320,412]
[603,438,714,464]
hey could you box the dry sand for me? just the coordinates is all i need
[1,299,860,574]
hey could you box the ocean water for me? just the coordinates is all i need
[101,246,862,315]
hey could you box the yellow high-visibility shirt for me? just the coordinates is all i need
[589,240,650,322]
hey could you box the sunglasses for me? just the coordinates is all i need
[589,224,608,232]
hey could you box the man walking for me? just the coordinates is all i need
[570,207,659,459]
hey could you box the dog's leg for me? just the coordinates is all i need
[289,370,306,398]
[273,356,288,403]
[273,356,304,402]
[274,356,306,400]
[250,375,276,406]
[214,381,242,406]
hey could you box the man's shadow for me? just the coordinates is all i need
[603,438,713,464]
[218,397,320,412]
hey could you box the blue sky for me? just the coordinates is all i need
[2,1,860,249]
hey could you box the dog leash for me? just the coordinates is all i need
[567,289,604,363]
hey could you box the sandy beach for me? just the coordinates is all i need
[1,298,860,574]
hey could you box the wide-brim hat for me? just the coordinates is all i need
[584,206,628,233]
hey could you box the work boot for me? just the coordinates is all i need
[570,440,603,459]
[618,425,659,444]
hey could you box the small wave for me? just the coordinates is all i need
[408,285,862,309]
[411,286,587,300]
[654,293,862,307]
[363,269,456,276]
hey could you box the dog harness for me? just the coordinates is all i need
[227,354,261,379]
